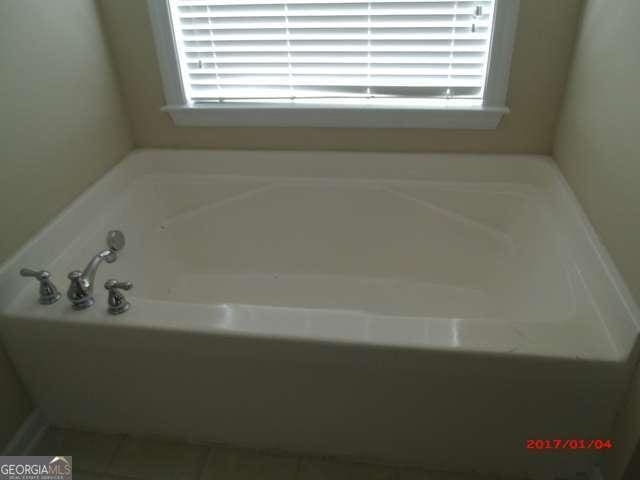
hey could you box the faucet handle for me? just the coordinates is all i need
[67,270,94,310]
[21,268,49,281]
[105,279,133,315]
[20,268,62,305]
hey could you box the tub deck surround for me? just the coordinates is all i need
[0,150,638,479]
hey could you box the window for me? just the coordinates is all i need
[148,0,519,128]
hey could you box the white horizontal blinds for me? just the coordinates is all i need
[170,0,495,104]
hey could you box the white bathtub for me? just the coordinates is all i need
[1,150,638,479]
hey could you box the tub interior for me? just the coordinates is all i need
[63,173,579,322]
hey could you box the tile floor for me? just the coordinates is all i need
[31,427,507,480]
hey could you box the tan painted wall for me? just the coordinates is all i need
[99,0,582,154]
[0,0,132,448]
[552,0,640,478]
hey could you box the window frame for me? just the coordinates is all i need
[148,0,520,129]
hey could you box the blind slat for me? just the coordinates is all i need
[180,12,489,19]
[176,0,491,6]
[186,57,485,64]
[180,22,492,31]
[188,67,485,75]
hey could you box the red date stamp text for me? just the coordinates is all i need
[526,439,613,450]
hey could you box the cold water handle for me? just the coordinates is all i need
[105,279,133,315]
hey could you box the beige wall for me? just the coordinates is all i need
[99,0,582,154]
[0,0,132,448]
[553,0,640,478]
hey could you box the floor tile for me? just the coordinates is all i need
[107,437,208,480]
[410,471,502,480]
[200,447,298,479]
[298,459,395,480]
[72,474,103,480]
[30,428,121,473]
[454,474,504,479]
[394,468,429,480]
[73,473,129,480]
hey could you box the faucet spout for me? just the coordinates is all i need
[81,249,118,293]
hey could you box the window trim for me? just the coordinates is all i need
[148,0,519,129]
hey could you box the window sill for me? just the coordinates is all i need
[162,104,509,129]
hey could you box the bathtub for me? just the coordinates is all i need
[0,150,638,479]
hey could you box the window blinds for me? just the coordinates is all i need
[169,0,496,105]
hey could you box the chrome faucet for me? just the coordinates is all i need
[105,279,133,315]
[20,269,62,305]
[67,230,125,310]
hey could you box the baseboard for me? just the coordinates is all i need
[2,409,49,455]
